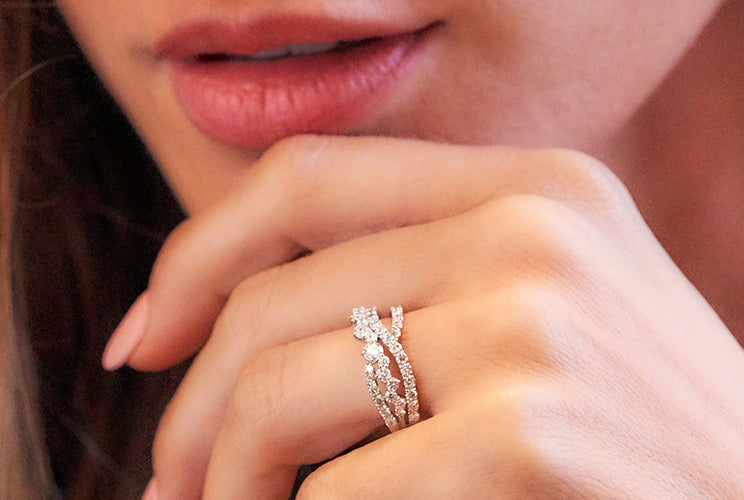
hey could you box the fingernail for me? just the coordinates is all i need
[142,478,158,500]
[102,292,150,371]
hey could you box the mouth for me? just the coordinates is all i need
[156,18,439,149]
[193,38,378,63]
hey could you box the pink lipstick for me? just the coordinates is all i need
[156,18,437,149]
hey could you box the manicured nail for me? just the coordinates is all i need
[102,292,150,371]
[142,478,158,500]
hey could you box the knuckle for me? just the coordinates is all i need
[478,194,593,275]
[259,134,332,191]
[478,383,580,495]
[527,148,635,213]
[479,285,576,373]
[211,292,250,346]
[254,134,333,238]
[495,284,566,336]
[224,346,292,445]
[212,267,285,349]
[265,133,332,163]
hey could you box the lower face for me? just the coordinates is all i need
[56,0,723,213]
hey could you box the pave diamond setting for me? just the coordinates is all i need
[351,305,420,431]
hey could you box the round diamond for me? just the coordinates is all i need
[363,342,384,361]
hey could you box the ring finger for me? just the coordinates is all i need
[202,292,547,499]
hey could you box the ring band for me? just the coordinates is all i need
[351,306,419,431]
[352,307,403,431]
[390,306,420,425]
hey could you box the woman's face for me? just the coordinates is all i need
[57,0,722,212]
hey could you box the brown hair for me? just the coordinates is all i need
[1,5,51,499]
[2,3,187,498]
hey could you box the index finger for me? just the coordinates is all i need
[121,136,607,370]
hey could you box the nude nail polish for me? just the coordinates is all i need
[102,292,150,370]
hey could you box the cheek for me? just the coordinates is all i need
[57,0,134,53]
[55,0,149,105]
[398,0,724,149]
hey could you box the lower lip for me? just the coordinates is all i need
[169,28,432,149]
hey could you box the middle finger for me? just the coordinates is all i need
[152,195,592,499]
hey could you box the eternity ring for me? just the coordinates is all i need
[350,306,420,432]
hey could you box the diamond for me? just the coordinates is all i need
[353,305,418,433]
[363,342,383,361]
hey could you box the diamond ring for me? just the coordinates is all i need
[350,306,420,431]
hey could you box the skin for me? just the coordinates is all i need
[56,0,744,498]
[57,0,723,211]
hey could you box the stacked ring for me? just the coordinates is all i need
[350,306,420,431]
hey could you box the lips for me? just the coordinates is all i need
[156,17,437,149]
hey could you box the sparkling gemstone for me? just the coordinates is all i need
[364,343,384,361]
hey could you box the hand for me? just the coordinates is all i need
[116,136,744,498]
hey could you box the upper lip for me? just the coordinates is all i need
[155,15,430,60]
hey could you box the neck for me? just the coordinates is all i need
[600,0,744,342]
